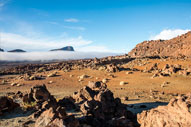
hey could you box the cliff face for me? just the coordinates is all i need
[128,31,191,58]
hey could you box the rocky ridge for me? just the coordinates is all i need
[128,31,191,58]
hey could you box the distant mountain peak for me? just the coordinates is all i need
[50,46,74,51]
[8,49,26,52]
[0,48,4,52]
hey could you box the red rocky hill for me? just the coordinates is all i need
[128,31,191,58]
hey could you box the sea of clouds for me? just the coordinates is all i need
[0,51,118,61]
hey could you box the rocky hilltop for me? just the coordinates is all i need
[128,31,191,58]
[50,46,74,51]
[0,48,4,52]
[8,49,26,52]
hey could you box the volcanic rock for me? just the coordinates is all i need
[57,96,77,111]
[35,106,79,127]
[73,81,135,127]
[137,93,191,127]
[0,96,19,116]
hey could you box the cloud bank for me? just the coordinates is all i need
[150,29,190,40]
[0,51,118,61]
[0,32,92,51]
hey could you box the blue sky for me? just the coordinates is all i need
[0,0,191,52]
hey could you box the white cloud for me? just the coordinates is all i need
[0,32,92,51]
[150,29,190,40]
[0,51,117,61]
[64,18,79,23]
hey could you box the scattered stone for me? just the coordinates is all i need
[120,81,128,86]
[47,72,58,77]
[48,81,53,84]
[11,82,17,86]
[161,81,170,88]
[102,78,109,83]
[126,71,133,74]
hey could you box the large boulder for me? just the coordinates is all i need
[23,84,54,103]
[22,84,57,118]
[137,93,191,127]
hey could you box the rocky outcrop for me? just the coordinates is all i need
[8,49,26,52]
[22,84,57,118]
[0,96,19,116]
[73,81,135,127]
[128,31,191,58]
[137,93,191,127]
[50,46,74,51]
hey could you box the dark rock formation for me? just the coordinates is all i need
[73,81,135,127]
[22,84,57,118]
[8,49,26,52]
[137,93,191,127]
[128,31,191,58]
[50,46,74,51]
[0,96,19,116]
[0,48,4,52]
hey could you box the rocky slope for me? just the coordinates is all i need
[128,31,191,58]
[50,46,74,51]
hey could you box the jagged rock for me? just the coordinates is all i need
[73,81,135,127]
[0,96,19,116]
[23,84,57,118]
[57,96,77,110]
[137,93,191,127]
[106,64,120,73]
[35,106,79,127]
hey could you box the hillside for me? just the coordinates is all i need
[128,31,191,58]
